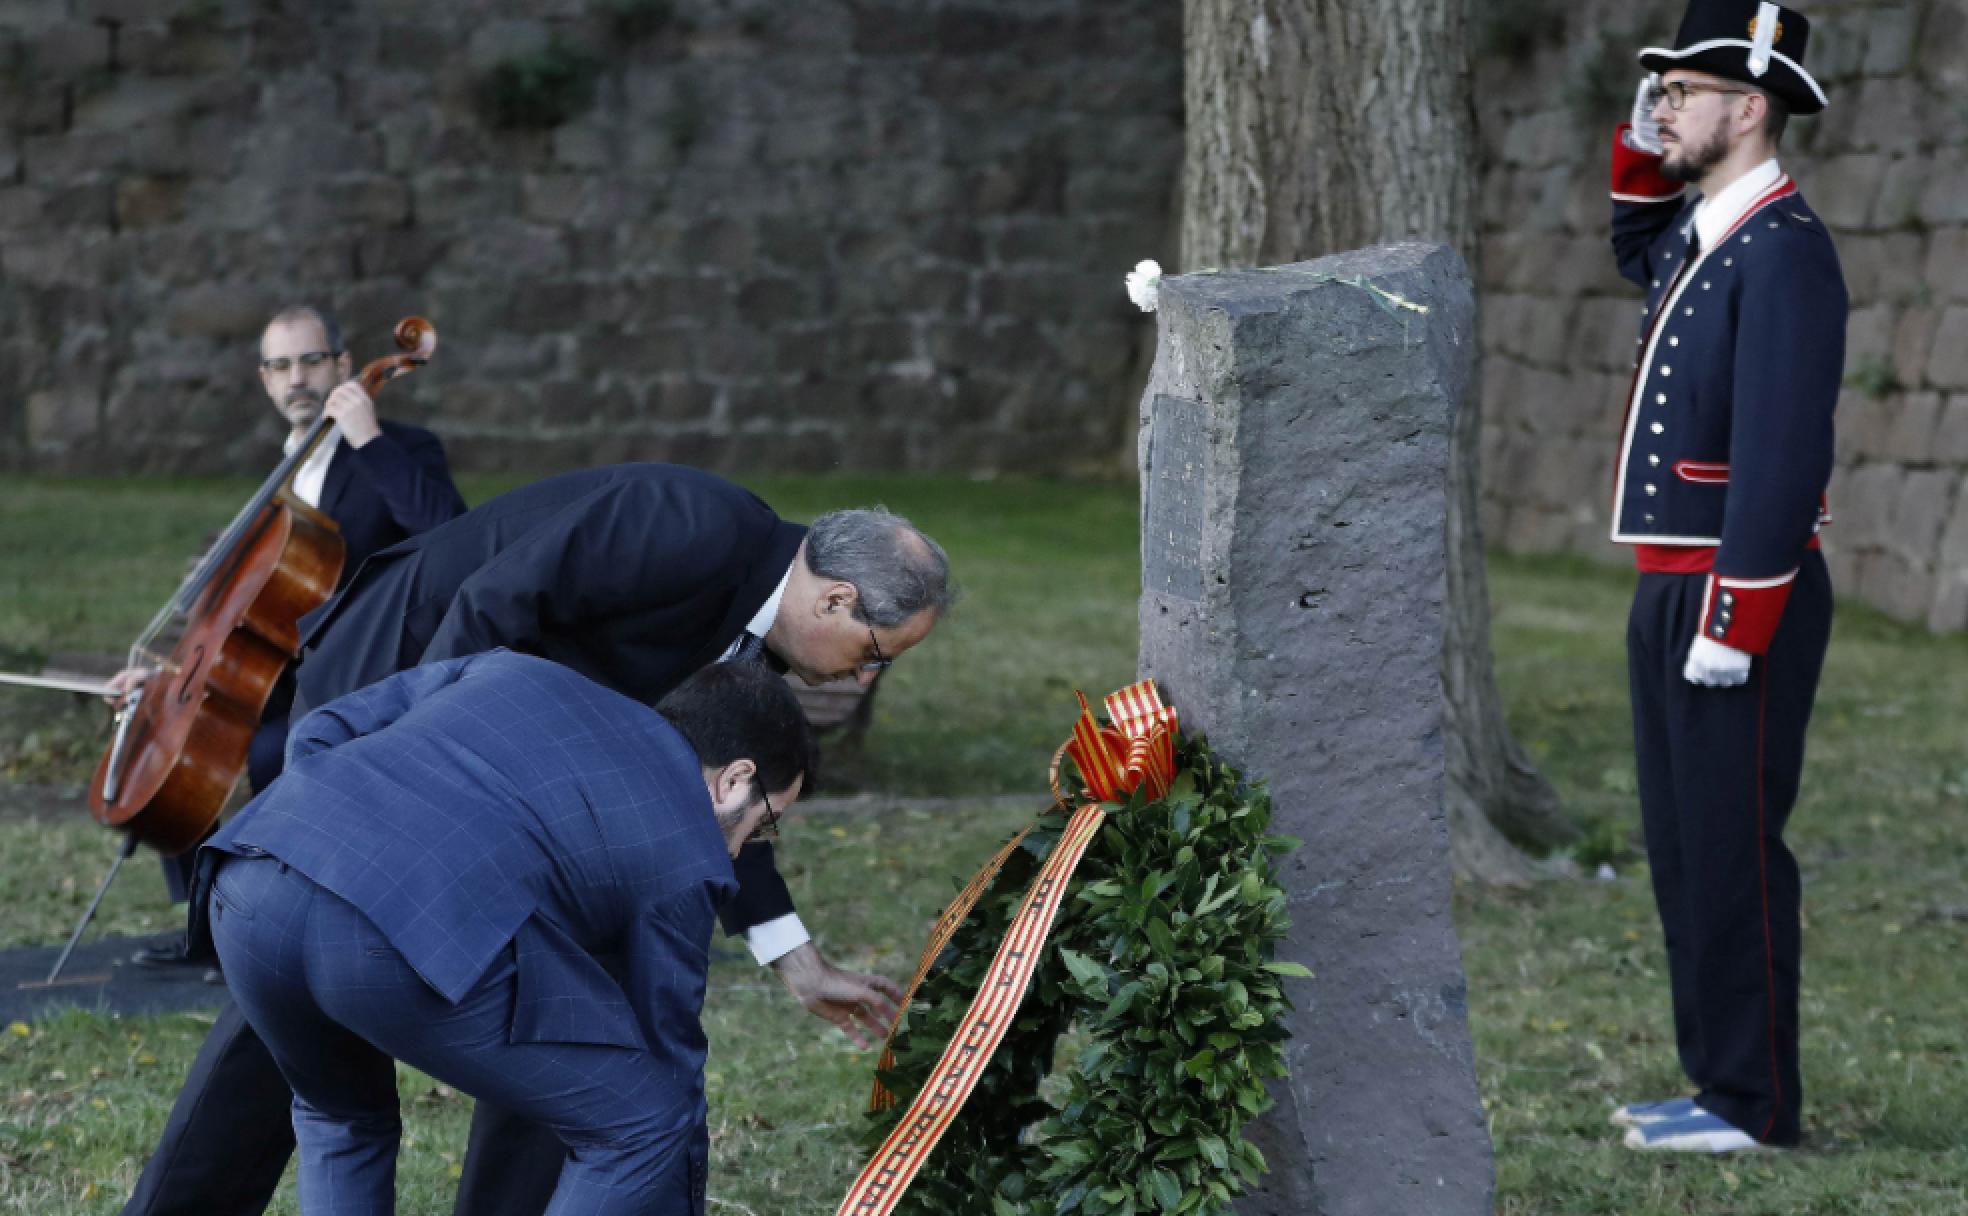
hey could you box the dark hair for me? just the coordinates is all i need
[1756,87,1790,145]
[806,507,956,627]
[265,304,345,355]
[656,662,817,796]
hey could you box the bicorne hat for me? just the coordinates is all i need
[1639,0,1827,115]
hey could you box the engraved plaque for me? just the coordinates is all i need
[1143,393,1206,602]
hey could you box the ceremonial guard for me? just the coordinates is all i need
[1599,1,1845,1152]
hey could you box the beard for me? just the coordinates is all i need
[1659,127,1730,183]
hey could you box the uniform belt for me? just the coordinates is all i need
[1631,535,1820,575]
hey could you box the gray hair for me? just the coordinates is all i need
[805,507,954,627]
[264,304,345,355]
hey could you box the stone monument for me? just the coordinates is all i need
[1137,243,1494,1214]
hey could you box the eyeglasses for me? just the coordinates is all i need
[260,351,338,375]
[858,627,893,674]
[1647,81,1749,111]
[746,784,781,843]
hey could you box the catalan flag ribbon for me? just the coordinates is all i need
[840,681,1178,1216]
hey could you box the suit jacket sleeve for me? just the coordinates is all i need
[624,886,718,1128]
[1700,228,1846,654]
[1609,124,1687,289]
[717,841,797,936]
[419,480,744,667]
[285,653,478,765]
[344,426,467,535]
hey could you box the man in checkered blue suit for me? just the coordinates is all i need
[199,652,815,1215]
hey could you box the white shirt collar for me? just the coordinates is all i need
[1692,158,1782,252]
[743,562,793,641]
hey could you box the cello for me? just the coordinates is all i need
[91,317,438,854]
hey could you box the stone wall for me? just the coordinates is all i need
[0,0,1178,479]
[1475,0,1968,630]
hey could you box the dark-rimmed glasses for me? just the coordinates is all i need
[858,627,893,674]
[747,784,781,843]
[1647,81,1749,111]
[260,351,338,375]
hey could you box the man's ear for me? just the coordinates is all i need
[818,581,860,616]
[713,758,758,806]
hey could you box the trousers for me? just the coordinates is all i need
[1627,551,1831,1146]
[203,856,705,1215]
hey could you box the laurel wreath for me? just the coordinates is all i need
[864,736,1304,1216]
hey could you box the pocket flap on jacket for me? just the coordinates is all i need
[1673,460,1730,484]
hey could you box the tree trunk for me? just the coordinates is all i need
[1180,0,1574,884]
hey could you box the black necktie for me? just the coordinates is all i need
[729,632,765,665]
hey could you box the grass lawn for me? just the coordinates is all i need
[2,475,1964,1214]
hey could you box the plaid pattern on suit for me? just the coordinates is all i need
[204,651,732,1212]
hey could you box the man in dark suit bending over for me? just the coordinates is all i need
[122,464,952,1216]
[205,654,816,1215]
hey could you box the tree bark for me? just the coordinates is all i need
[1180,0,1574,884]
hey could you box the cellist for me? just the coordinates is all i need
[120,305,465,977]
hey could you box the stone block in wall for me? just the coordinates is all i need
[1840,232,1926,304]
[1838,390,1893,462]
[1915,0,1968,89]
[1855,549,1936,624]
[1884,392,1944,464]
[1917,166,1968,227]
[1871,157,1926,230]
[1846,303,1897,367]
[1928,308,1968,390]
[1847,79,1926,154]
[578,326,703,379]
[1862,5,1921,76]
[1832,461,1902,548]
[1894,307,1941,389]
[1932,481,1968,629]
[1925,228,1968,303]
[17,22,109,78]
[2,228,117,287]
[112,174,187,228]
[1935,395,1968,463]
[118,23,246,75]
[1807,10,1869,87]
[26,383,99,446]
[1812,154,1888,230]
[1887,466,1957,562]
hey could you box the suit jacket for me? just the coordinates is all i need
[1606,127,1846,654]
[316,419,469,584]
[209,650,734,1062]
[291,463,806,934]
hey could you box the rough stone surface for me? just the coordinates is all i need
[1137,244,1492,1216]
[0,0,1181,479]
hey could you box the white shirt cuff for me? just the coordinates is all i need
[743,913,810,966]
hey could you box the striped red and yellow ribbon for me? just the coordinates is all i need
[838,680,1178,1216]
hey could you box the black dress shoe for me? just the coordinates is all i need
[131,933,198,969]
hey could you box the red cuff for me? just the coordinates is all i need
[1611,125,1684,203]
[1700,572,1794,655]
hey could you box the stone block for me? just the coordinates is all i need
[1893,306,1941,389]
[112,174,186,228]
[1934,395,1968,463]
[1810,154,1887,230]
[1832,461,1901,547]
[26,382,99,446]
[117,25,246,75]
[1846,79,1925,154]
[1846,303,1897,366]
[1915,0,1968,90]
[1862,5,1920,75]
[577,325,700,378]
[1883,392,1944,464]
[1887,466,1957,562]
[1924,227,1968,303]
[1839,232,1926,304]
[1139,244,1491,1215]
[1855,549,1935,624]
[465,18,549,72]
[19,22,109,77]
[1869,157,1926,230]
[1917,165,1968,227]
[1927,308,1968,390]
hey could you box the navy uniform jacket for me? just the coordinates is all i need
[1607,125,1846,653]
[291,463,806,935]
[315,419,468,582]
[207,650,733,1075]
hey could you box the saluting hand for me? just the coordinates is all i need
[1626,74,1665,155]
[322,380,382,448]
[771,942,904,1050]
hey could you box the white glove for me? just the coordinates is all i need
[1683,636,1751,688]
[1625,74,1664,155]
